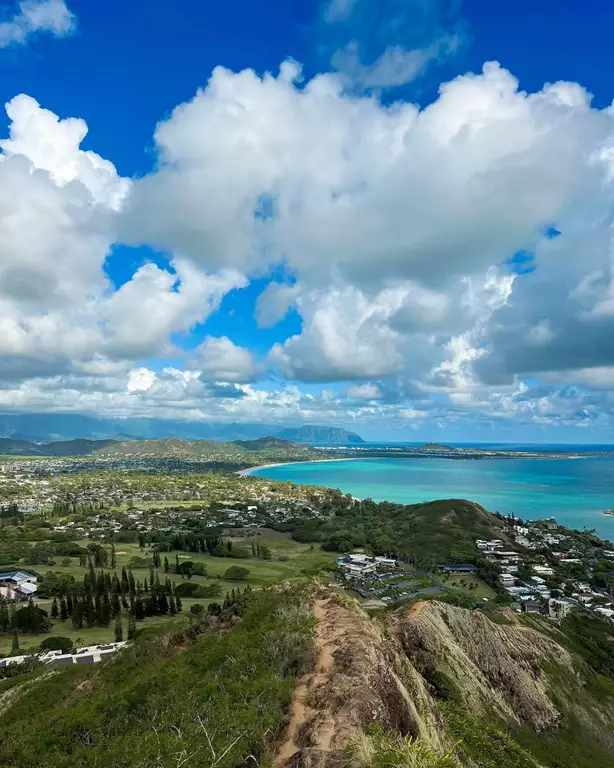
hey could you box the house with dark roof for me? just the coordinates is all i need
[437,564,477,573]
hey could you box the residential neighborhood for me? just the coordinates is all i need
[479,517,614,622]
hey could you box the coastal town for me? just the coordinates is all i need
[332,513,614,623]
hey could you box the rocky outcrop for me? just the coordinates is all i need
[274,592,590,767]
[275,596,447,768]
[394,601,573,731]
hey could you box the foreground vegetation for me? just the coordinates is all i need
[0,585,316,767]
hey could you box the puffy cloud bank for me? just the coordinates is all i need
[3,56,614,435]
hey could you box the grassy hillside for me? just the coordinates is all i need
[290,497,505,564]
[95,437,319,460]
[233,437,309,451]
[0,586,316,768]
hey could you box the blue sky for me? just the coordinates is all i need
[2,0,614,441]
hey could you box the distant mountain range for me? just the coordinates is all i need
[0,435,319,458]
[0,413,363,445]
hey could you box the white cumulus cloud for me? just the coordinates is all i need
[0,0,75,47]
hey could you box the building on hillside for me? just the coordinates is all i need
[499,573,516,587]
[485,550,521,565]
[548,599,572,620]
[336,554,378,579]
[533,565,555,577]
[522,600,547,615]
[0,571,38,601]
[514,525,529,536]
[374,556,398,568]
[476,539,503,551]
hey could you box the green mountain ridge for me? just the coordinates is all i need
[0,436,318,459]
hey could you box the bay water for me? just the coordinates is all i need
[249,453,614,540]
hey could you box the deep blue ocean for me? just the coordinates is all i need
[249,445,614,540]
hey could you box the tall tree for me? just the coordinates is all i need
[0,604,9,633]
[114,615,123,643]
[51,597,59,619]
[127,615,137,640]
[111,543,117,569]
[164,556,169,573]
[71,600,83,630]
[85,596,95,629]
[59,597,68,621]
[134,597,145,621]
[121,566,129,593]
[11,629,19,654]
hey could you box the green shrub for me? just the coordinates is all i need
[223,566,250,581]
[345,725,456,768]
[194,584,222,599]
[40,636,73,654]
[174,582,199,597]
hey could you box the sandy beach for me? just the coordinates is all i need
[237,457,360,477]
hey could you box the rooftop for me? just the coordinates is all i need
[0,571,34,582]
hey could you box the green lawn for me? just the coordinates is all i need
[0,602,201,656]
[1,533,335,654]
[437,572,497,600]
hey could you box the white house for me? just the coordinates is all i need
[0,572,38,601]
[499,573,516,587]
[337,554,377,578]
[548,600,572,620]
[533,565,555,577]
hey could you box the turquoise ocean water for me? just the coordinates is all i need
[249,456,614,540]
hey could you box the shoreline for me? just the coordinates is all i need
[237,457,362,477]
